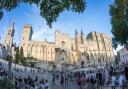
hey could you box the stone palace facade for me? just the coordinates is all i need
[4,24,115,69]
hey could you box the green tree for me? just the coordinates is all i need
[19,47,25,64]
[19,47,28,65]
[110,0,128,49]
[30,62,35,67]
[6,55,13,79]
[0,0,86,28]
[15,47,20,63]
[6,55,12,61]
[20,57,27,66]
[0,78,15,89]
[19,47,24,58]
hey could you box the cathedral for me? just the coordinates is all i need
[3,24,115,69]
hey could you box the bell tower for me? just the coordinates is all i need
[3,23,14,49]
[75,29,78,51]
[80,29,84,44]
[20,24,33,48]
[19,24,33,57]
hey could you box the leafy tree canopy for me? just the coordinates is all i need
[0,0,86,28]
[15,47,19,63]
[0,78,15,89]
[110,0,128,49]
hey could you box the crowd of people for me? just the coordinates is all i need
[0,61,128,89]
[0,70,50,89]
[72,63,128,89]
[14,75,49,89]
[50,63,128,89]
[0,63,50,89]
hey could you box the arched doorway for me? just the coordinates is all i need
[81,61,85,68]
[59,50,67,62]
[31,45,36,58]
[27,44,31,57]
[59,50,68,68]
[78,52,86,68]
[80,53,85,60]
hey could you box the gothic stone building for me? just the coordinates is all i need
[4,24,115,69]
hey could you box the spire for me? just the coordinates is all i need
[44,38,47,42]
[75,29,78,44]
[75,29,78,35]
[75,29,78,51]
[12,22,15,28]
[11,22,15,37]
[81,29,84,36]
[81,29,84,44]
[10,22,15,29]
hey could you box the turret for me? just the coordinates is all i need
[81,29,84,44]
[75,29,78,51]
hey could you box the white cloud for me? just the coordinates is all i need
[21,4,55,42]
[32,29,46,40]
[32,25,55,42]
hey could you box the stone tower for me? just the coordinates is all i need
[19,24,33,57]
[3,24,14,50]
[55,30,71,68]
[75,29,78,51]
[80,29,84,44]
[75,30,82,52]
[20,24,33,47]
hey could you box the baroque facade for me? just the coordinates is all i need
[4,24,115,69]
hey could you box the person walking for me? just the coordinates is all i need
[44,80,49,89]
[52,73,56,85]
[123,62,128,89]
[65,73,69,85]
[111,73,116,89]
[60,74,64,87]
[118,72,126,89]
[83,74,87,89]
[37,81,44,89]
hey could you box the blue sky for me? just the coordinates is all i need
[0,0,121,51]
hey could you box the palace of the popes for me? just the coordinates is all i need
[3,24,115,69]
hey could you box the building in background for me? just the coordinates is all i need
[0,44,8,59]
[2,24,115,69]
[118,47,128,63]
[3,24,14,50]
[2,24,15,59]
[18,24,115,69]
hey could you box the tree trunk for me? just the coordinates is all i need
[8,59,12,79]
